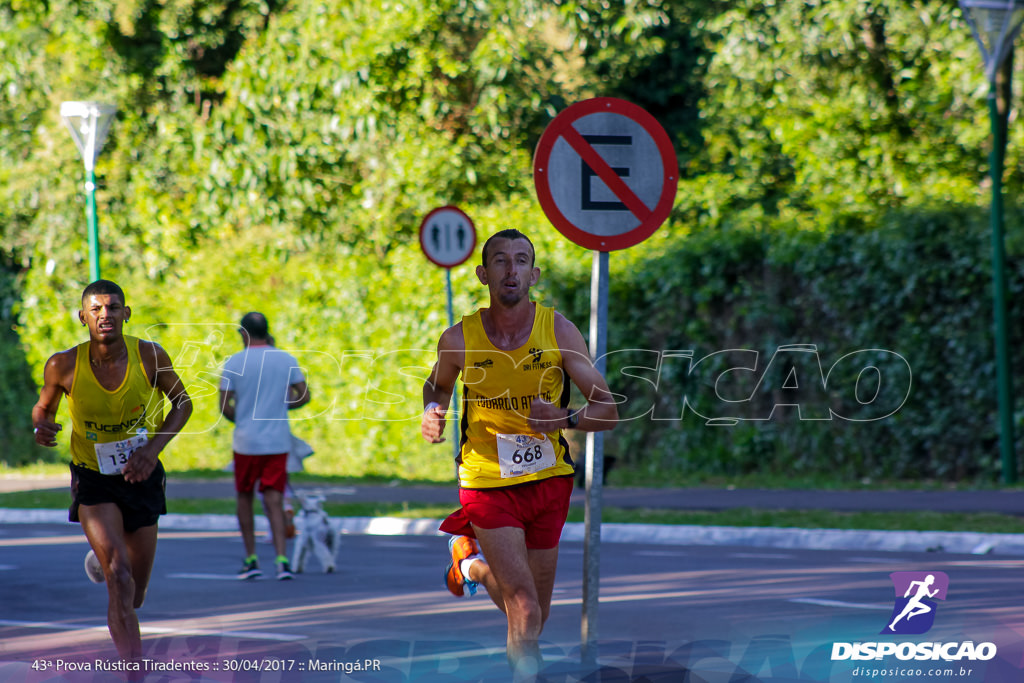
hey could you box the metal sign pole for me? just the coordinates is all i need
[446,268,460,472]
[531,95,677,674]
[581,249,609,668]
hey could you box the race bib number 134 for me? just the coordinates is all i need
[95,431,148,476]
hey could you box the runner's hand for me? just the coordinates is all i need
[122,441,159,484]
[33,420,62,448]
[527,397,564,433]
[421,404,447,444]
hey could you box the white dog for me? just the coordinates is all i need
[290,493,341,573]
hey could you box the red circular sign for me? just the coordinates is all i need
[419,206,477,268]
[533,97,678,251]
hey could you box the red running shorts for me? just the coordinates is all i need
[439,475,573,550]
[233,452,288,494]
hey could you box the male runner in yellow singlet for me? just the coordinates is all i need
[421,229,618,680]
[32,280,192,664]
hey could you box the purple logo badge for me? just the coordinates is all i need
[882,571,949,635]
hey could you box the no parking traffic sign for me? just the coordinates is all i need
[419,205,476,269]
[533,97,678,251]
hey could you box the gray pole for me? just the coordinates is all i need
[581,249,608,668]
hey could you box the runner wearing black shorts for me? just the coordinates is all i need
[69,462,167,532]
[32,280,192,665]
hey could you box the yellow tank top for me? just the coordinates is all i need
[68,336,164,471]
[458,303,574,489]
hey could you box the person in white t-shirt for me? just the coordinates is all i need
[219,312,310,580]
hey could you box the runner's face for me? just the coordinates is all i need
[80,294,129,343]
[481,238,538,306]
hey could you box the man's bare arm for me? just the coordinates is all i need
[32,351,74,447]
[287,380,310,409]
[124,341,193,482]
[421,324,464,444]
[528,313,619,433]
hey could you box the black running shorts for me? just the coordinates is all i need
[69,461,167,533]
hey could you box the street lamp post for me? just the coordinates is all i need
[60,101,117,282]
[960,0,1024,484]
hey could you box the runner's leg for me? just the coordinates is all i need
[527,546,559,627]
[262,488,289,559]
[125,524,158,609]
[465,554,505,613]
[472,525,545,678]
[236,491,257,558]
[79,503,142,661]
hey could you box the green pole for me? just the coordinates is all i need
[85,166,101,282]
[446,268,459,474]
[987,87,1017,484]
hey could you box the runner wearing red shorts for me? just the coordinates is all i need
[219,312,310,580]
[421,229,618,681]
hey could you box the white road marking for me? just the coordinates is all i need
[789,598,889,611]
[166,572,245,581]
[0,619,305,642]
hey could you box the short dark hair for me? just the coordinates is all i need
[481,229,535,267]
[239,312,270,341]
[82,280,125,304]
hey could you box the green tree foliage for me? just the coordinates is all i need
[695,0,1005,227]
[2,0,1021,482]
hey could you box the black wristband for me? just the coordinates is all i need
[566,408,580,430]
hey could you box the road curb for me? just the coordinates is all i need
[2,508,1022,556]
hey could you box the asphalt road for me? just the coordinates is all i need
[2,522,1023,682]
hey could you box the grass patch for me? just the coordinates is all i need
[567,507,1024,534]
[167,469,455,487]
[0,461,69,478]
[3,489,1023,533]
[609,469,1024,492]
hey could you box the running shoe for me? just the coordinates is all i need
[276,560,295,581]
[84,550,104,584]
[444,535,480,597]
[237,557,262,580]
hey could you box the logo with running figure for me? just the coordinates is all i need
[523,347,553,371]
[882,571,949,635]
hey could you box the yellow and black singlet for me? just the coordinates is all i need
[458,303,574,489]
[68,336,164,473]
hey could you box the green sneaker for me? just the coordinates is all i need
[237,557,262,580]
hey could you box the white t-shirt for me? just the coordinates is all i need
[220,345,305,455]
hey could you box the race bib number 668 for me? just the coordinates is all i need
[496,433,556,478]
[95,431,149,476]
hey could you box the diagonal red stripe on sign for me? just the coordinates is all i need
[561,123,652,222]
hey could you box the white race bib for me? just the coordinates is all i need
[95,431,149,476]
[496,433,557,479]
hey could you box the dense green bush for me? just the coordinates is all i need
[547,209,1024,483]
